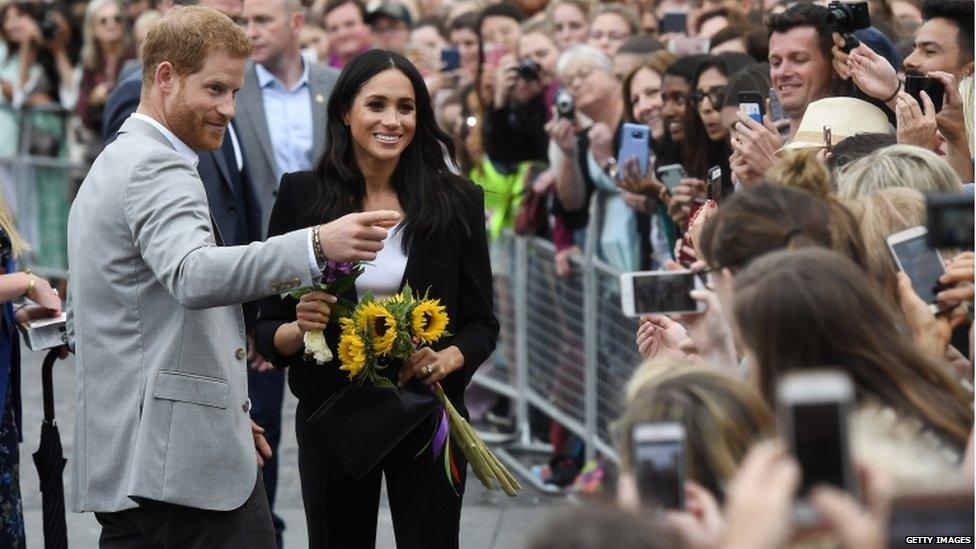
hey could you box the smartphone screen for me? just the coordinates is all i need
[631,272,698,314]
[891,235,944,304]
[791,402,846,496]
[738,92,764,124]
[634,438,683,509]
[661,11,687,34]
[657,164,686,191]
[440,48,460,72]
[618,123,650,179]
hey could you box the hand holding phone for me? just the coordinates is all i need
[657,164,687,191]
[886,226,948,311]
[777,370,858,524]
[632,422,687,510]
[618,123,650,180]
[620,270,706,317]
[738,92,764,124]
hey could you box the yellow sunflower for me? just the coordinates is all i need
[355,302,398,355]
[338,332,367,379]
[411,300,449,344]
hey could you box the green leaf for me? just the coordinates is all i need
[371,376,397,391]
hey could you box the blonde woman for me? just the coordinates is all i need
[836,144,964,199]
[614,360,775,505]
[75,0,134,135]
[0,195,61,546]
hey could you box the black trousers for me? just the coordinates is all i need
[94,469,276,549]
[248,365,287,545]
[295,401,467,549]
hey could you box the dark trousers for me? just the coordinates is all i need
[248,366,286,546]
[295,401,467,549]
[94,469,276,549]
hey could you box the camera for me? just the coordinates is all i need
[555,89,574,119]
[927,192,974,249]
[516,58,541,81]
[39,14,60,42]
[826,1,871,34]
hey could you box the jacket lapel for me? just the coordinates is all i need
[239,64,277,177]
[398,231,451,297]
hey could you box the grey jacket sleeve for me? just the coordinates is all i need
[122,149,313,309]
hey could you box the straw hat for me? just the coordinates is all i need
[780,97,893,152]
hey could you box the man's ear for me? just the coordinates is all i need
[962,59,974,79]
[292,10,305,32]
[155,61,177,94]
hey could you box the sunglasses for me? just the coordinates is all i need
[690,86,728,108]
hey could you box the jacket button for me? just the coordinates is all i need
[235,347,246,361]
[243,398,251,413]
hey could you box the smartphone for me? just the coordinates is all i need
[619,270,706,317]
[768,87,791,138]
[440,48,460,72]
[777,370,858,523]
[738,91,764,124]
[888,492,974,548]
[632,422,687,510]
[886,226,947,311]
[483,43,508,69]
[707,165,721,201]
[927,192,974,249]
[617,123,650,180]
[904,75,945,113]
[823,125,832,154]
[667,37,710,56]
[657,163,687,191]
[661,11,688,34]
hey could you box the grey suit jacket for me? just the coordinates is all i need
[66,117,314,513]
[233,60,340,237]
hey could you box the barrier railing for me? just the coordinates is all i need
[0,104,89,279]
[474,195,644,492]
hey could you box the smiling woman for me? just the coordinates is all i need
[255,50,498,549]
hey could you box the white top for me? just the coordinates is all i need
[356,223,408,299]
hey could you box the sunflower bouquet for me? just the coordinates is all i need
[288,260,365,364]
[338,286,522,497]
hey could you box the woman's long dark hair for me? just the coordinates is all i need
[312,50,473,251]
[681,52,753,196]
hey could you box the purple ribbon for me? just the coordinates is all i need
[432,406,449,458]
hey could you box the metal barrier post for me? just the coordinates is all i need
[582,195,601,464]
[514,235,532,447]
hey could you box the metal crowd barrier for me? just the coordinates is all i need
[0,104,88,279]
[473,198,644,493]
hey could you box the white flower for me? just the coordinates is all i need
[303,330,333,364]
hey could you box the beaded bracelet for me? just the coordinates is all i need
[311,225,327,265]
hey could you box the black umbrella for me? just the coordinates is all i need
[32,348,67,549]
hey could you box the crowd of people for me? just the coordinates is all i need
[0,0,973,546]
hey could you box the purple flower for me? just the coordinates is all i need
[321,260,358,284]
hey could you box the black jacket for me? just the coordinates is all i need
[254,171,499,412]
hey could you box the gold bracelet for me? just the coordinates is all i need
[23,274,35,297]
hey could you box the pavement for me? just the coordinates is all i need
[17,344,563,548]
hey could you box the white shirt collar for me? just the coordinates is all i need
[129,112,199,168]
[255,59,310,92]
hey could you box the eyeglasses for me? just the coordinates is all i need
[98,15,122,26]
[690,86,728,108]
[563,66,594,87]
[588,30,628,41]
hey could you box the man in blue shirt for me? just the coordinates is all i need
[238,0,340,544]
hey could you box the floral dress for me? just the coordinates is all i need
[0,227,26,547]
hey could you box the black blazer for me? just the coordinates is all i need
[254,171,499,413]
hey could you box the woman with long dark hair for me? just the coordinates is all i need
[255,50,498,548]
[680,52,753,197]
